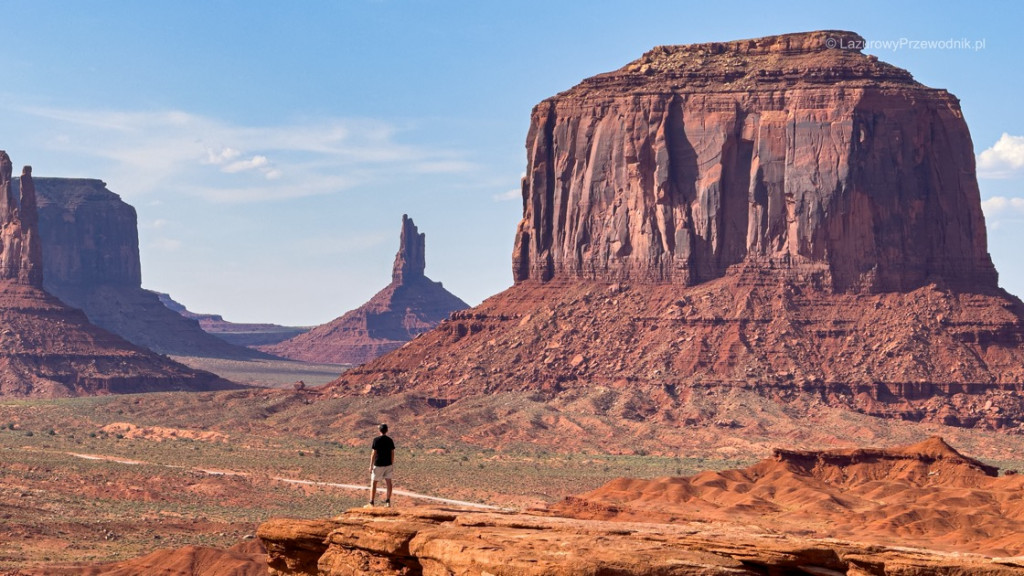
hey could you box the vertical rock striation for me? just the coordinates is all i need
[392,213,426,284]
[512,30,996,293]
[0,155,43,286]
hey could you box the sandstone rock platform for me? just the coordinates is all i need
[259,440,1024,575]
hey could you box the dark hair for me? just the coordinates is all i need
[378,423,388,433]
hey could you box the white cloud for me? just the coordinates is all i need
[982,196,1024,217]
[222,154,269,173]
[978,133,1024,178]
[204,147,241,165]
[16,104,477,204]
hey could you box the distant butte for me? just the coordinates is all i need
[262,215,469,365]
[326,31,1024,430]
[0,151,232,397]
[29,177,272,360]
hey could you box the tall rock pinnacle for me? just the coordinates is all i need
[392,214,426,284]
[0,152,43,286]
[263,214,468,365]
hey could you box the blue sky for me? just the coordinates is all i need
[2,1,1022,325]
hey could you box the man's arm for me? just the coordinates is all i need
[390,449,395,465]
[370,449,377,469]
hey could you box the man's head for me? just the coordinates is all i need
[379,423,388,434]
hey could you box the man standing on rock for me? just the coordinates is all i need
[368,423,395,507]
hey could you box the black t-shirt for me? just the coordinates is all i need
[371,434,395,466]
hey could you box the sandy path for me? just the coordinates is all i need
[68,452,506,510]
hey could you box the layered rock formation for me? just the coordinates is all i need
[555,437,1024,557]
[29,178,268,359]
[328,31,1024,430]
[259,440,1024,575]
[157,292,309,347]
[512,30,995,292]
[0,152,231,397]
[263,215,469,365]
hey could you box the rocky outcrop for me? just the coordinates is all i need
[0,155,43,286]
[260,510,1024,575]
[0,152,233,397]
[262,215,469,365]
[259,440,1024,575]
[29,177,268,359]
[512,30,996,293]
[326,31,1024,431]
[555,437,1024,558]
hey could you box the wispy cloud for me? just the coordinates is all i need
[978,133,1024,178]
[982,196,1024,217]
[492,188,520,202]
[17,104,477,203]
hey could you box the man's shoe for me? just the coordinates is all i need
[365,501,375,508]
[384,500,391,508]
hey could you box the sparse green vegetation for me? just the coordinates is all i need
[0,391,741,571]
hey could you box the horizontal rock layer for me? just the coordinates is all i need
[259,505,1024,576]
[329,277,1024,429]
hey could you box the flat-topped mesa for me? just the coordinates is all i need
[0,153,43,287]
[392,214,426,284]
[513,30,997,293]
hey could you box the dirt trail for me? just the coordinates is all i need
[68,452,506,510]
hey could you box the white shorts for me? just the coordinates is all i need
[371,465,393,482]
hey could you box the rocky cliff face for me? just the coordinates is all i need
[326,31,1024,431]
[0,155,43,286]
[262,215,469,365]
[0,152,233,397]
[29,178,267,359]
[512,30,996,293]
[259,440,1024,575]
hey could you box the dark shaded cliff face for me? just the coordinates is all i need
[30,178,141,288]
[262,215,469,365]
[29,178,267,359]
[512,30,996,293]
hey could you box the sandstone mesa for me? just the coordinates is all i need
[329,30,1024,430]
